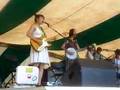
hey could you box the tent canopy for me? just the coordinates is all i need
[0,0,120,50]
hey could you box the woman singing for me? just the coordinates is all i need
[26,14,50,86]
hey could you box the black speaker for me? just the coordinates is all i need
[80,60,117,87]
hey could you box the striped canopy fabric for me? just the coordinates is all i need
[0,0,119,58]
[0,0,120,51]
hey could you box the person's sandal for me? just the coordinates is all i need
[36,84,42,87]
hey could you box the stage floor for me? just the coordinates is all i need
[1,86,120,90]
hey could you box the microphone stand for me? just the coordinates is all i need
[44,22,66,39]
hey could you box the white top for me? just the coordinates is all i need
[32,27,44,38]
[94,53,105,60]
[114,59,120,73]
[114,59,120,67]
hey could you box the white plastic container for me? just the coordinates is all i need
[16,66,39,85]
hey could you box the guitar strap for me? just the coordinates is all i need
[39,26,46,38]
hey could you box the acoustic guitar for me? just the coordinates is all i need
[30,38,50,52]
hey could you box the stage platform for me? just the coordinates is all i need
[0,57,119,88]
[1,86,120,90]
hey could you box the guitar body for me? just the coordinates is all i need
[30,39,49,52]
[30,39,41,52]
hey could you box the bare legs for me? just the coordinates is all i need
[38,64,44,85]
[29,63,46,86]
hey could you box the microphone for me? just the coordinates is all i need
[43,21,50,27]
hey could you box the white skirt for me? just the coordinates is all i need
[30,47,50,64]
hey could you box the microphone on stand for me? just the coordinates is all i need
[43,21,50,27]
[43,21,66,38]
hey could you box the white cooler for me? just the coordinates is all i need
[16,66,39,85]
